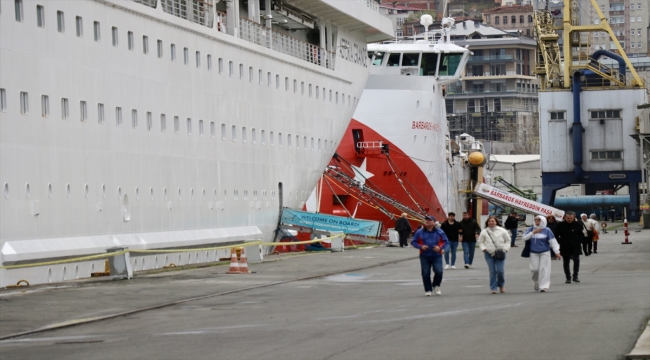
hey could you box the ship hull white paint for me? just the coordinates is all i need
[0,0,394,286]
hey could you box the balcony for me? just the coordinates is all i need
[467,55,515,64]
[446,88,538,97]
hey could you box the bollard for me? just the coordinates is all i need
[621,217,632,245]
[106,247,133,280]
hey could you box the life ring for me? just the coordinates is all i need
[601,222,607,229]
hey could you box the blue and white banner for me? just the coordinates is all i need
[280,208,381,237]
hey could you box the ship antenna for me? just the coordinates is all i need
[420,14,433,43]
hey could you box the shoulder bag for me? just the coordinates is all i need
[486,230,506,260]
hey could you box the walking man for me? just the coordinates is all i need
[555,211,583,283]
[411,215,449,296]
[394,213,412,248]
[441,212,462,269]
[459,212,482,269]
[504,211,520,248]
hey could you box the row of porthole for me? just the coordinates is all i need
[3,182,308,201]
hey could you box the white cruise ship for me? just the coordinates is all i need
[0,0,394,286]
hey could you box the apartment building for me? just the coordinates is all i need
[378,2,423,38]
[585,0,649,57]
[444,22,539,154]
[482,5,536,37]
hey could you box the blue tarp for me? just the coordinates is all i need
[280,208,381,237]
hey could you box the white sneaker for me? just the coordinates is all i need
[468,265,474,269]
[425,291,432,296]
[444,264,450,270]
[451,265,456,269]
[434,286,442,296]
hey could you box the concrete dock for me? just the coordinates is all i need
[1,225,649,360]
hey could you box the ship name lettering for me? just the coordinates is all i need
[411,121,441,132]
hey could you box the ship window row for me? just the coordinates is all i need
[2,181,296,204]
[4,88,341,151]
[14,5,353,107]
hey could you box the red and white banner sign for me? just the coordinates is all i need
[474,183,565,220]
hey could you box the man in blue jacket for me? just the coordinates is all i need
[411,215,450,296]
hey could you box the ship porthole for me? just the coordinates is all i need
[3,183,8,199]
[213,189,217,200]
[25,183,30,199]
[75,265,79,279]
[48,183,52,198]
[47,268,52,283]
[202,189,205,200]
[102,184,106,198]
[63,266,67,280]
[84,184,89,198]
[154,256,158,268]
[135,187,139,200]
[118,186,122,200]
[150,188,154,200]
[178,188,181,200]
[66,184,71,199]
[191,188,194,200]
[164,187,168,200]
[141,257,145,270]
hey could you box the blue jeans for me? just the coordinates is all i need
[419,255,443,292]
[462,241,476,265]
[444,241,459,266]
[509,228,518,246]
[484,251,506,291]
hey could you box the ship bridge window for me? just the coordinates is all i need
[371,51,385,66]
[112,27,118,46]
[207,55,212,70]
[210,121,215,138]
[185,48,189,65]
[387,53,401,66]
[158,40,163,58]
[1,89,8,112]
[438,53,463,76]
[128,32,134,50]
[160,114,166,132]
[62,98,70,120]
[42,95,50,117]
[143,35,149,54]
[57,10,64,33]
[20,92,28,115]
[420,53,438,76]
[94,21,100,41]
[76,16,83,37]
[401,53,420,67]
[186,118,192,135]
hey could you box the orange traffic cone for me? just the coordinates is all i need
[226,249,242,274]
[239,248,251,274]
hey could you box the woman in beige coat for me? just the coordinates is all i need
[477,216,512,294]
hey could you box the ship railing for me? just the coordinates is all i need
[238,17,335,70]
[130,0,157,8]
[216,11,226,32]
[356,141,384,156]
[160,0,214,28]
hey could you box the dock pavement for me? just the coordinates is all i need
[0,224,648,360]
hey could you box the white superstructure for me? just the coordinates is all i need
[0,0,394,286]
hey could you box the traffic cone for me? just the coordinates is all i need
[226,249,242,274]
[239,248,251,274]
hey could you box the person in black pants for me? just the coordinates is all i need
[504,211,520,248]
[555,211,584,283]
[394,213,412,248]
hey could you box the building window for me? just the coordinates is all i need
[184,47,189,65]
[57,10,64,33]
[196,51,201,68]
[146,111,152,130]
[511,16,516,24]
[174,116,180,133]
[98,103,104,124]
[495,16,499,24]
[520,15,524,23]
[528,15,533,23]
[143,35,149,54]
[229,61,233,76]
[285,77,289,91]
[0,89,6,112]
[61,98,69,120]
[157,40,163,58]
[80,100,87,121]
[36,5,44,27]
[267,72,271,87]
[503,16,507,24]
[131,109,138,128]
[160,114,166,132]
[207,55,212,70]
[41,95,50,117]
[276,74,280,89]
[199,119,204,136]
[20,91,28,115]
[591,150,622,160]
[210,121,215,138]
[590,109,621,119]
[239,64,243,79]
[94,21,100,41]
[186,118,192,135]
[218,58,223,73]
[76,16,83,37]
[115,106,122,126]
[127,31,134,50]
[112,26,118,46]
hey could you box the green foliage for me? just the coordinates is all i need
[404,10,438,23]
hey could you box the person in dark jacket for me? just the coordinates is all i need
[411,215,449,296]
[504,211,520,247]
[555,211,584,283]
[394,213,412,248]
[441,212,462,269]
[546,215,560,259]
[459,212,482,269]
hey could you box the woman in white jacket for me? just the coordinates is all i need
[477,216,511,294]
[523,215,561,292]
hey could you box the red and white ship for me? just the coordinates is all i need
[305,16,481,238]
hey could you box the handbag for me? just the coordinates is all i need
[581,222,594,242]
[593,229,599,241]
[486,230,506,260]
[521,239,531,258]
